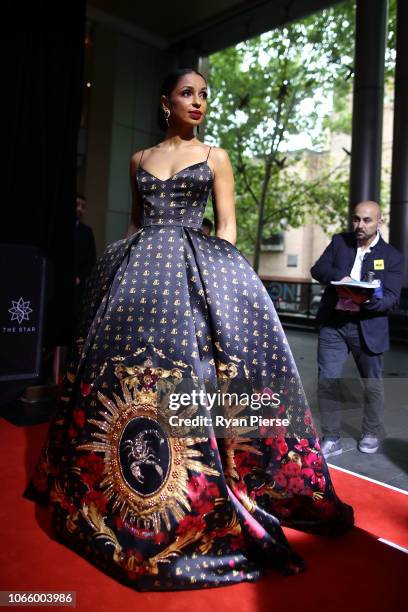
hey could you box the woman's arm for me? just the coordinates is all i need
[126,152,144,237]
[210,148,237,245]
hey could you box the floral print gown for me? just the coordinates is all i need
[24,146,354,591]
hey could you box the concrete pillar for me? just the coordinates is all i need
[389,0,408,285]
[349,0,388,226]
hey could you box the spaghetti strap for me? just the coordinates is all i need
[206,146,213,161]
[139,149,145,167]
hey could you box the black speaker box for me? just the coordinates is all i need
[0,244,47,383]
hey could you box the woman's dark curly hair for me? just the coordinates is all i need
[157,68,207,131]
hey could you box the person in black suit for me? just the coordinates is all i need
[311,201,403,458]
[74,194,97,326]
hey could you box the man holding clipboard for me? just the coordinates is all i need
[311,201,403,458]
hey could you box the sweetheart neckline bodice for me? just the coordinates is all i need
[136,160,213,184]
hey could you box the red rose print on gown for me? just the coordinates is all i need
[187,473,220,515]
[176,515,206,536]
[73,408,85,429]
[82,490,108,514]
[80,382,92,397]
[234,452,261,477]
[76,452,105,487]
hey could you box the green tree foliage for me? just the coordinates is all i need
[205,0,396,270]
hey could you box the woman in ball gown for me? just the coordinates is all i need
[24,67,354,591]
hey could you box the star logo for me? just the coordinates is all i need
[8,297,33,324]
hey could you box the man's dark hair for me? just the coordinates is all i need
[76,193,86,201]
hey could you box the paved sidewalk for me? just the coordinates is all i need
[286,328,408,492]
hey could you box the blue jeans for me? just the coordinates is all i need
[317,319,384,440]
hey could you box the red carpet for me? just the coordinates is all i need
[328,464,408,549]
[0,419,407,612]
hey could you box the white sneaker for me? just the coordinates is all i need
[321,438,343,458]
[358,435,379,454]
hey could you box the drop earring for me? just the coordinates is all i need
[164,108,170,126]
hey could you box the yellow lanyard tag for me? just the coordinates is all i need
[374,259,384,270]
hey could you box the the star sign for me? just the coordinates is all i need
[8,297,33,324]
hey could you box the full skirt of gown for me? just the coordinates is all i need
[24,158,354,590]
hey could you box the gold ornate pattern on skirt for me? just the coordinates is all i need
[77,358,219,533]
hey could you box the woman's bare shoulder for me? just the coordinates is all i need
[206,146,232,175]
[130,148,149,168]
[207,145,230,161]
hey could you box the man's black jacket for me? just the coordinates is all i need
[311,232,403,353]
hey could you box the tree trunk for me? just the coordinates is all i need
[252,164,272,272]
